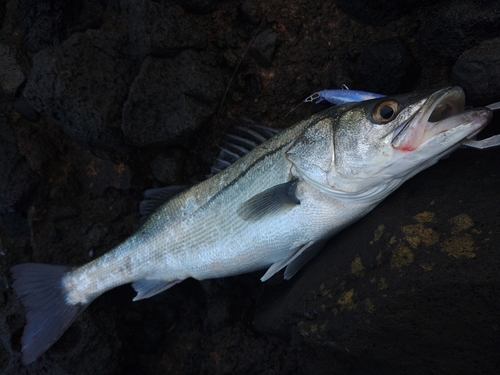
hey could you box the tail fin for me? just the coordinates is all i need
[11,263,89,364]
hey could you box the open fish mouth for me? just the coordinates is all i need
[391,87,491,151]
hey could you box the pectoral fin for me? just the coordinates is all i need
[261,240,325,281]
[132,279,181,301]
[237,180,300,222]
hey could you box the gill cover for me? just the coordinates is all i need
[285,99,412,203]
[286,117,335,188]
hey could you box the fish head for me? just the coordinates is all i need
[287,86,492,203]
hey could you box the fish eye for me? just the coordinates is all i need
[372,100,398,123]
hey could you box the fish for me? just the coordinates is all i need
[306,87,500,149]
[10,86,492,364]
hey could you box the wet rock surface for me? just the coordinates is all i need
[122,50,224,147]
[0,115,39,213]
[122,0,206,59]
[418,1,500,65]
[1,0,499,374]
[23,29,136,155]
[452,38,500,105]
[249,28,277,67]
[354,38,417,94]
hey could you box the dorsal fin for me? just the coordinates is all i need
[210,121,280,175]
[139,186,187,220]
[141,121,281,222]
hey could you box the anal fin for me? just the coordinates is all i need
[261,240,325,282]
[132,279,181,301]
[283,240,326,280]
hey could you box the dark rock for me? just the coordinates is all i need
[171,0,222,14]
[19,0,74,53]
[129,319,165,354]
[204,298,231,330]
[119,365,149,375]
[0,2,5,29]
[23,30,136,154]
[0,115,39,213]
[354,38,418,94]
[72,148,132,195]
[242,73,261,96]
[249,28,277,67]
[254,148,500,374]
[0,43,30,96]
[122,50,225,146]
[6,117,61,175]
[452,38,500,106]
[338,0,422,25]
[14,0,113,45]
[223,48,238,66]
[0,341,9,374]
[151,154,181,184]
[326,60,354,94]
[0,212,30,236]
[418,1,500,65]
[12,97,39,122]
[240,0,260,23]
[122,0,206,60]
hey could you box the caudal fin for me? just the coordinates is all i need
[11,263,89,364]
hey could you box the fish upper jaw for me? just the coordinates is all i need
[391,86,468,151]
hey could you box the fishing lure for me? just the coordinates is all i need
[304,87,384,105]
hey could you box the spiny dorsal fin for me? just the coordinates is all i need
[210,121,280,175]
[141,122,281,221]
[237,179,300,222]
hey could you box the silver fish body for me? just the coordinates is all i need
[11,86,493,364]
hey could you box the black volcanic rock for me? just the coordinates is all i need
[23,30,135,155]
[122,50,224,146]
[122,0,206,60]
[0,115,39,213]
[418,1,500,65]
[452,38,500,106]
[354,38,418,95]
[249,28,277,67]
[338,0,422,25]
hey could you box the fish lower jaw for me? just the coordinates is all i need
[416,109,493,153]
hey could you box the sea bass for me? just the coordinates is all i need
[11,86,492,364]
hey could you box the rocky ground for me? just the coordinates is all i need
[1,0,500,374]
